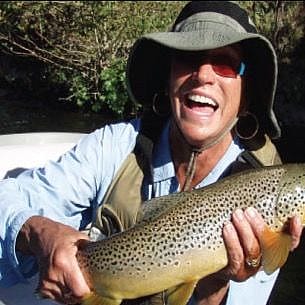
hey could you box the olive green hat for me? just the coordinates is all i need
[126,1,281,139]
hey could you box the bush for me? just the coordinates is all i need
[0,1,186,117]
[0,1,304,118]
[239,1,305,58]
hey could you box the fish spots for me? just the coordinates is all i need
[77,164,305,291]
[174,260,180,267]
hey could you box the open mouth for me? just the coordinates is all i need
[185,94,219,111]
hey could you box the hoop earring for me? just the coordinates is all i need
[235,112,259,140]
[152,92,171,117]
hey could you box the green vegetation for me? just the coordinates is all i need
[0,1,304,119]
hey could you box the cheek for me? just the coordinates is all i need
[168,72,181,112]
[169,62,192,95]
[223,79,243,112]
[238,79,246,112]
[169,69,181,96]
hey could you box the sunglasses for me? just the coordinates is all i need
[172,51,246,78]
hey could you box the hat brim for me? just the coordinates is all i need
[142,30,261,51]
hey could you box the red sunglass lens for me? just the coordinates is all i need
[212,64,237,77]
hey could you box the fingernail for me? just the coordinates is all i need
[234,208,244,221]
[223,221,234,233]
[245,207,257,218]
[294,215,301,226]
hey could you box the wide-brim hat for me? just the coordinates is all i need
[126,1,281,140]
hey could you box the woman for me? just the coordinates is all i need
[0,1,302,305]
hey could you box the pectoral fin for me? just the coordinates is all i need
[166,281,198,305]
[260,226,292,275]
[82,292,122,305]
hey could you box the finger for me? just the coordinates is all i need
[36,285,59,302]
[232,208,261,261]
[58,290,81,305]
[244,208,303,252]
[63,239,91,299]
[289,216,302,251]
[48,237,91,299]
[65,258,91,299]
[37,284,80,305]
[38,258,84,304]
[222,221,244,274]
[222,220,260,282]
[244,207,266,237]
[35,288,54,300]
[37,276,63,302]
[57,281,84,304]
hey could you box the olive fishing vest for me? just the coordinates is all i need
[91,132,281,238]
[87,124,282,305]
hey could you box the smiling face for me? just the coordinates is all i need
[169,45,245,148]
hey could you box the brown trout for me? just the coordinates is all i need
[77,164,305,305]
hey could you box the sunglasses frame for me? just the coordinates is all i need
[238,62,246,77]
[172,50,246,78]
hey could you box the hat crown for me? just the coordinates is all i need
[174,12,248,34]
[173,1,257,34]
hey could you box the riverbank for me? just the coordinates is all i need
[0,89,119,135]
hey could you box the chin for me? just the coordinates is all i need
[183,132,213,148]
[184,125,230,148]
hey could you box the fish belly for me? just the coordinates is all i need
[89,245,228,301]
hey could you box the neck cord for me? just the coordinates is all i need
[178,117,239,192]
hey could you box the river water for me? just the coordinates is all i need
[0,90,121,135]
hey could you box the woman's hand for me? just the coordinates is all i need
[195,208,303,305]
[16,216,91,304]
[221,208,263,282]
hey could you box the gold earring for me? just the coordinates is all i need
[235,112,259,140]
[152,92,171,117]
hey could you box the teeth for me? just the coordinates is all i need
[188,94,217,107]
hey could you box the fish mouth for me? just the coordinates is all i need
[185,94,219,111]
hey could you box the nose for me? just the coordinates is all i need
[192,63,216,85]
